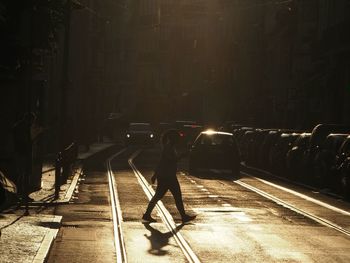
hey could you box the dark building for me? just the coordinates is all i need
[124,0,349,128]
[0,0,126,190]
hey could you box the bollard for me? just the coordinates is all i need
[55,142,77,200]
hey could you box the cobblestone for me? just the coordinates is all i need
[0,163,81,263]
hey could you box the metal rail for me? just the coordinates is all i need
[128,150,201,263]
[241,171,350,216]
[234,178,350,237]
[106,148,128,263]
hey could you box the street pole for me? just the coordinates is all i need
[22,5,34,216]
[60,0,72,150]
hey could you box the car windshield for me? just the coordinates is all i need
[199,134,234,146]
[129,123,151,131]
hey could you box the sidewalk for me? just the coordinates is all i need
[0,142,115,263]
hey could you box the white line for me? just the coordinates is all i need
[241,171,350,216]
[128,150,201,263]
[235,180,350,236]
[107,148,128,263]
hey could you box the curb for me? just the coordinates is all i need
[61,166,83,203]
[29,144,117,262]
[32,215,62,263]
[30,167,82,263]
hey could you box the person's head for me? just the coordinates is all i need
[162,129,180,146]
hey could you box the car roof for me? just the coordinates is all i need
[201,130,233,136]
[130,122,150,125]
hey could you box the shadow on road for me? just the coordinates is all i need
[35,221,61,229]
[143,222,184,256]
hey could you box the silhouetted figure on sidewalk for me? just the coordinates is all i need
[142,129,196,223]
[12,112,42,213]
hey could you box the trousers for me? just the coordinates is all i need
[144,177,186,217]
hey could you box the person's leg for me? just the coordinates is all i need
[168,179,186,217]
[143,183,168,219]
[169,179,196,223]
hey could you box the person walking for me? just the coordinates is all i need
[142,129,196,223]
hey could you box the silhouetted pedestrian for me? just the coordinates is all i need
[12,112,42,212]
[142,129,196,223]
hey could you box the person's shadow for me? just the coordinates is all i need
[143,223,184,256]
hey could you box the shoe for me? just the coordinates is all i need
[142,214,157,223]
[181,214,196,223]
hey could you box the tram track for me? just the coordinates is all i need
[232,172,350,237]
[107,148,128,263]
[183,165,350,237]
[128,149,202,263]
[106,146,350,263]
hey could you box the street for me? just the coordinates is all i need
[48,146,350,263]
[1,1,350,263]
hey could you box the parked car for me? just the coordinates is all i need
[303,124,350,186]
[286,133,311,181]
[258,130,281,169]
[335,135,350,195]
[189,130,240,176]
[313,134,349,189]
[269,133,300,175]
[233,127,254,145]
[247,129,272,167]
[305,124,350,166]
[219,121,244,133]
[335,135,350,168]
[339,156,350,199]
[239,130,255,163]
[125,122,155,146]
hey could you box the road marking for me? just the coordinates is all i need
[235,179,350,236]
[129,150,202,263]
[241,171,350,216]
[107,148,128,263]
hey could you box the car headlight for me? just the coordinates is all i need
[150,133,154,138]
[126,134,131,138]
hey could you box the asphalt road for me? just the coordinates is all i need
[48,145,350,263]
[116,146,350,263]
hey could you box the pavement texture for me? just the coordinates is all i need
[0,142,114,263]
[46,144,121,263]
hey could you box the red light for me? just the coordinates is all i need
[179,132,185,137]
